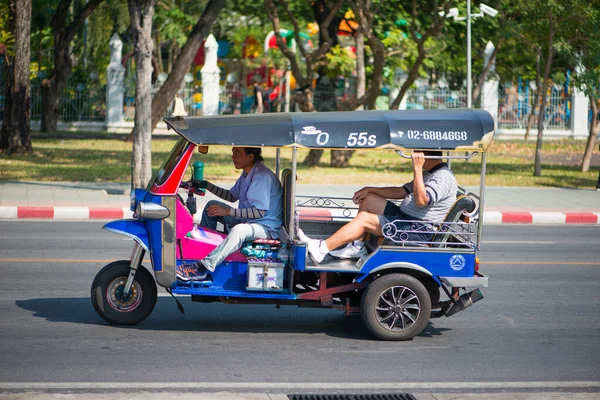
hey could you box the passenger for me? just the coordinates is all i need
[300,151,457,265]
[176,147,283,281]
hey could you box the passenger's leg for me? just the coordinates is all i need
[328,197,389,258]
[302,211,381,264]
[358,193,388,215]
[202,223,269,272]
[324,211,382,251]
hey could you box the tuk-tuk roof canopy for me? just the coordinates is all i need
[164,109,494,152]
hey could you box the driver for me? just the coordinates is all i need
[300,150,457,264]
[177,147,283,281]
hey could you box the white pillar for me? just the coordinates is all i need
[201,34,220,116]
[571,88,589,139]
[105,34,125,130]
[481,41,498,126]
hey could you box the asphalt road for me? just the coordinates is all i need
[0,221,599,392]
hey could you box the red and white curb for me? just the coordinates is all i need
[0,206,599,224]
[0,206,133,220]
[483,211,600,224]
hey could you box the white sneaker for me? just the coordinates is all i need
[298,229,327,264]
[329,241,367,259]
[306,238,327,265]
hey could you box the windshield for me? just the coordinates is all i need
[147,138,191,189]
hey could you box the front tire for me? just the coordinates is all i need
[91,260,157,325]
[361,273,431,341]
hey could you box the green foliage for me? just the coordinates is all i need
[324,45,355,79]
[155,2,197,47]
[87,0,130,77]
[0,1,14,57]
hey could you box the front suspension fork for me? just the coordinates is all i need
[123,242,145,296]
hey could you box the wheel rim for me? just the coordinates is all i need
[374,285,421,332]
[106,277,142,312]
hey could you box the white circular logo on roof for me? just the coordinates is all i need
[449,254,466,271]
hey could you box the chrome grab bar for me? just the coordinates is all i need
[396,150,478,160]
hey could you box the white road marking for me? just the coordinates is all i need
[483,241,554,244]
[0,381,599,390]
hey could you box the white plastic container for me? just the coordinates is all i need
[247,261,285,292]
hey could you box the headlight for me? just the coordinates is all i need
[134,202,170,220]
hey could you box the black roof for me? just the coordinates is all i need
[164,109,495,151]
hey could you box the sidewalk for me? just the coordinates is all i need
[0,181,599,224]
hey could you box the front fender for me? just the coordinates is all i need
[102,219,150,252]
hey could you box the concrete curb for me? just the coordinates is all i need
[1,206,599,224]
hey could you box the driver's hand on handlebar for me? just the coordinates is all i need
[206,203,230,217]
[191,179,208,189]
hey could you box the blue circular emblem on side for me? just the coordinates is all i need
[449,254,466,271]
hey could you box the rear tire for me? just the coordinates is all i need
[361,273,431,341]
[91,260,157,325]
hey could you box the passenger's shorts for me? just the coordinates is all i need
[378,202,434,243]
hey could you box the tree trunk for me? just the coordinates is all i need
[390,42,427,110]
[581,94,599,172]
[40,78,62,133]
[295,89,324,167]
[525,50,542,141]
[40,0,104,133]
[534,21,555,177]
[0,0,32,154]
[128,0,157,188]
[124,0,224,142]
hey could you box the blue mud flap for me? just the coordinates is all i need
[102,219,150,251]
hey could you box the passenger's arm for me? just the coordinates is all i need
[411,152,429,207]
[352,186,408,204]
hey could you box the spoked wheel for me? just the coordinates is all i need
[361,273,431,341]
[91,260,157,325]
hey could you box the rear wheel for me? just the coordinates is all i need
[91,260,157,325]
[361,273,431,341]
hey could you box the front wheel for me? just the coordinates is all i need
[361,273,431,341]
[91,260,157,325]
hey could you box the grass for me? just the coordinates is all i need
[0,133,598,188]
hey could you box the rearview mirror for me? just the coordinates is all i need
[198,146,209,154]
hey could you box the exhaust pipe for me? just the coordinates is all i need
[441,288,483,317]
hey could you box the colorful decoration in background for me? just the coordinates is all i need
[264,30,312,52]
[307,22,319,36]
[218,61,227,85]
[194,40,231,65]
[217,41,230,58]
[344,46,357,59]
[193,65,203,86]
[338,9,359,36]
[242,36,261,59]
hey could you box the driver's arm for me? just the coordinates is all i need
[229,207,266,219]
[195,180,238,203]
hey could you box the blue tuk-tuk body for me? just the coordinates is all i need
[92,108,494,341]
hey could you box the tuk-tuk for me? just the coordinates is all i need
[91,108,494,341]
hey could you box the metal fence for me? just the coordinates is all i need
[0,79,581,132]
[497,85,571,130]
[29,79,106,122]
[404,88,468,110]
